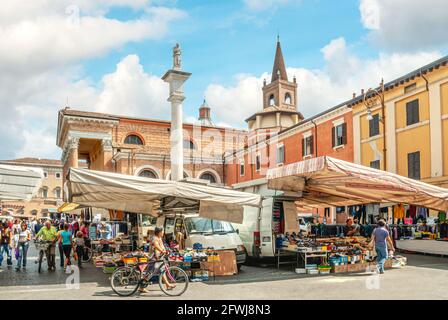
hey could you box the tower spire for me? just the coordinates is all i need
[271,37,288,82]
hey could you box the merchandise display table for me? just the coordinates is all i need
[396,239,448,256]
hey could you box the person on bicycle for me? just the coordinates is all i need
[35,221,58,271]
[152,227,176,291]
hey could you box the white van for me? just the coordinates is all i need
[139,213,247,270]
[232,179,304,260]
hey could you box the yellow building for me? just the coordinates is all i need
[0,158,63,218]
[350,56,448,190]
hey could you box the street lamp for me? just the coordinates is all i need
[363,79,387,171]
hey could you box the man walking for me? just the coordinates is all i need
[371,219,395,274]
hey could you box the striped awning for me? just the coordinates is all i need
[267,156,448,211]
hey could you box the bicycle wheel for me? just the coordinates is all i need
[38,250,44,273]
[159,266,189,296]
[110,266,141,297]
[82,247,92,263]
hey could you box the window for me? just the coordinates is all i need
[269,94,275,106]
[332,123,347,147]
[240,159,245,176]
[369,114,380,137]
[255,154,261,172]
[199,172,217,183]
[370,160,380,170]
[124,134,143,145]
[55,172,61,179]
[406,99,419,126]
[141,216,157,227]
[54,187,61,199]
[183,139,195,150]
[408,151,421,180]
[43,172,48,178]
[277,145,285,165]
[284,93,291,104]
[139,169,157,179]
[404,83,417,94]
[185,217,235,235]
[302,135,314,157]
[42,187,48,199]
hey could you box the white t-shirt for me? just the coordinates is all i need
[18,229,31,243]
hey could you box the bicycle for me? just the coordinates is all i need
[34,240,53,273]
[110,252,189,297]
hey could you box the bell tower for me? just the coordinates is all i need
[246,38,303,134]
[262,38,298,111]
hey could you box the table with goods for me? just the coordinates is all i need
[93,246,238,282]
[276,233,407,275]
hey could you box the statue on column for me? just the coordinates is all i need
[173,43,182,70]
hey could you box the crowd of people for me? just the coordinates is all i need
[0,217,90,272]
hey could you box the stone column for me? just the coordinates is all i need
[162,44,191,181]
[67,137,79,169]
[101,138,113,171]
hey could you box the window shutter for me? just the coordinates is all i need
[332,127,336,148]
[414,100,419,124]
[310,135,314,155]
[342,123,347,145]
[415,152,421,180]
[408,153,413,178]
[302,138,305,157]
[406,102,412,126]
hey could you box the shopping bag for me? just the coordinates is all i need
[14,247,19,260]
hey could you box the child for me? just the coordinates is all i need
[74,231,85,268]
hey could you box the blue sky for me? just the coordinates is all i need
[0,0,447,159]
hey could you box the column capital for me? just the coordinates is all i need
[101,138,113,152]
[68,136,80,150]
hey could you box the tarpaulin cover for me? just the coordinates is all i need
[66,168,261,223]
[0,164,44,201]
[266,156,448,211]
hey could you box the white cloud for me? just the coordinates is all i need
[95,55,170,118]
[204,37,442,127]
[359,0,448,51]
[243,0,300,11]
[0,7,186,76]
[0,2,186,159]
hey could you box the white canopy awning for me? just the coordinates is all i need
[0,164,44,201]
[266,156,448,211]
[66,168,262,223]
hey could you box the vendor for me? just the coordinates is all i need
[97,222,112,252]
[345,218,360,237]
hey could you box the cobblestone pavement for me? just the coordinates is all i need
[1,246,447,300]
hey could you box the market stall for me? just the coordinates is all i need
[65,168,261,279]
[266,156,448,211]
[266,156,448,272]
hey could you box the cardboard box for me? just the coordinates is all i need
[200,250,237,276]
[331,264,348,273]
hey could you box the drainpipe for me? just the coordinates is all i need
[420,69,429,91]
[311,119,318,156]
